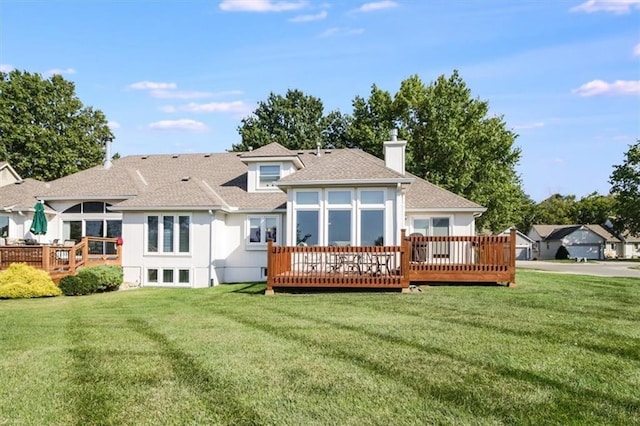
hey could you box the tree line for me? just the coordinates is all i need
[1,69,638,235]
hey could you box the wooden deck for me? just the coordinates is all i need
[0,237,122,282]
[266,229,516,293]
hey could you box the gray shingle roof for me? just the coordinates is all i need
[533,224,620,242]
[35,143,483,212]
[0,179,51,212]
[240,142,296,158]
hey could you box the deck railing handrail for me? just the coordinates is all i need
[0,237,122,278]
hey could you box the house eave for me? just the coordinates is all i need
[405,207,486,213]
[241,156,304,169]
[36,195,135,201]
[276,178,415,187]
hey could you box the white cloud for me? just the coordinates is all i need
[148,119,209,132]
[182,101,250,113]
[570,0,640,14]
[150,90,215,99]
[160,105,178,113]
[46,68,76,76]
[0,64,13,73]
[289,10,327,22]
[107,120,121,130]
[512,122,545,130]
[128,81,177,90]
[319,27,365,38]
[634,43,640,56]
[573,79,640,96]
[219,0,306,12]
[354,0,398,13]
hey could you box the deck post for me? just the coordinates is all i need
[42,246,50,273]
[400,229,411,291]
[508,227,517,287]
[265,240,275,295]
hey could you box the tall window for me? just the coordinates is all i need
[327,190,352,246]
[147,215,190,254]
[0,215,9,238]
[247,216,279,246]
[295,191,320,246]
[359,190,385,246]
[259,165,280,187]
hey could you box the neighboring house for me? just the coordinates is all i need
[615,231,640,259]
[529,224,620,260]
[500,228,534,260]
[0,173,54,242]
[0,135,486,287]
[0,162,22,187]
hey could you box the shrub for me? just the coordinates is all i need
[78,265,123,292]
[555,245,570,260]
[0,263,61,299]
[58,275,92,296]
[61,266,124,296]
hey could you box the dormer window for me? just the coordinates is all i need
[259,165,281,188]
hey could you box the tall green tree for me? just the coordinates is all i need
[347,72,524,232]
[0,70,113,181]
[610,141,640,234]
[571,192,615,225]
[233,89,349,152]
[532,194,576,225]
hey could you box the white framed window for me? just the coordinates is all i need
[410,216,451,258]
[146,268,191,285]
[294,191,320,246]
[0,215,9,238]
[258,164,281,188]
[359,190,385,246]
[246,215,280,248]
[146,214,190,254]
[292,188,388,247]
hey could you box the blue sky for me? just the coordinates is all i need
[1,0,638,202]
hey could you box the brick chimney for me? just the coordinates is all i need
[383,129,406,175]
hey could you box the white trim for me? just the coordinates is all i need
[276,178,414,187]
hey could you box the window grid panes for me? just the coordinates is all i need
[259,165,280,187]
[163,269,174,283]
[179,216,190,252]
[360,190,384,205]
[296,210,318,246]
[179,269,190,284]
[163,216,174,252]
[148,269,158,283]
[296,191,319,205]
[147,217,159,252]
[248,216,278,244]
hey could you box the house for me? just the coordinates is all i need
[500,228,534,260]
[0,134,487,287]
[613,231,640,259]
[528,224,620,260]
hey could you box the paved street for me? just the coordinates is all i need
[517,260,640,278]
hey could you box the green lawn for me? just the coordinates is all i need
[1,271,639,425]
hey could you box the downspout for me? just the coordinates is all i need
[208,209,215,287]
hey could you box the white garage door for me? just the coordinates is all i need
[567,245,600,260]
[515,247,529,260]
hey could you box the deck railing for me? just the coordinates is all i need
[266,229,516,292]
[0,237,122,278]
[267,243,409,291]
[406,230,516,285]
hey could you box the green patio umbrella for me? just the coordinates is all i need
[30,202,48,236]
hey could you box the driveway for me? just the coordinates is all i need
[517,260,640,278]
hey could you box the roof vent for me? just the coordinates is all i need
[181,176,190,181]
[141,155,148,160]
[204,154,211,158]
[324,150,331,154]
[172,155,179,159]
[248,146,253,152]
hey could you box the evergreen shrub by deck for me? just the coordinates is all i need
[61,266,123,296]
[0,263,61,299]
